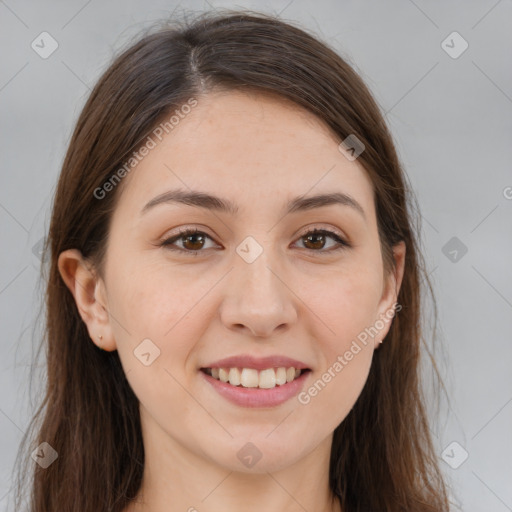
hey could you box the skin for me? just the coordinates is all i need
[58,89,405,512]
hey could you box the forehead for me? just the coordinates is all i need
[115,89,375,218]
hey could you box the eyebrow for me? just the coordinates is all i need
[140,189,366,220]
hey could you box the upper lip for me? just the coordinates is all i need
[201,355,310,371]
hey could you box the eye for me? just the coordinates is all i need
[160,228,218,256]
[159,227,351,256]
[293,228,350,254]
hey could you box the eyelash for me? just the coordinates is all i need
[159,227,351,257]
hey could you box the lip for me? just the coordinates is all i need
[201,354,310,371]
[199,368,311,408]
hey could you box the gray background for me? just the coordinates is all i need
[1,1,511,510]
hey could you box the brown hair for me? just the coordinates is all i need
[13,9,450,511]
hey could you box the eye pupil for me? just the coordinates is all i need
[303,233,325,250]
[183,233,205,250]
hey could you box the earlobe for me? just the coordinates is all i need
[375,241,406,348]
[57,249,117,351]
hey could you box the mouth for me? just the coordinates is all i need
[200,366,311,389]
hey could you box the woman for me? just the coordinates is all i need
[14,9,450,512]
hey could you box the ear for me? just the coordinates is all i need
[374,241,406,349]
[57,249,117,351]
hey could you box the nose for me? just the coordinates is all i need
[219,247,298,338]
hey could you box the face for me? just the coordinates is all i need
[60,89,404,475]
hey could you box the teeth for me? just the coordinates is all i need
[240,368,259,387]
[259,369,276,389]
[206,366,305,388]
[228,368,241,386]
[275,367,287,386]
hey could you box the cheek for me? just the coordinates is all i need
[294,261,381,409]
[108,269,208,420]
[108,250,199,334]
[299,345,373,436]
[301,261,383,345]
[295,270,378,428]
[107,257,220,377]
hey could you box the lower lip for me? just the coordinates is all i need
[200,370,311,408]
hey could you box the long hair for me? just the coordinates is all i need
[13,10,450,511]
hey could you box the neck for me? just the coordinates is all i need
[123,409,342,512]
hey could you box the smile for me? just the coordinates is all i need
[201,367,309,389]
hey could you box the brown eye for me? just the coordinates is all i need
[303,232,327,250]
[181,232,206,250]
[160,227,350,257]
[295,228,349,253]
[160,229,217,256]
